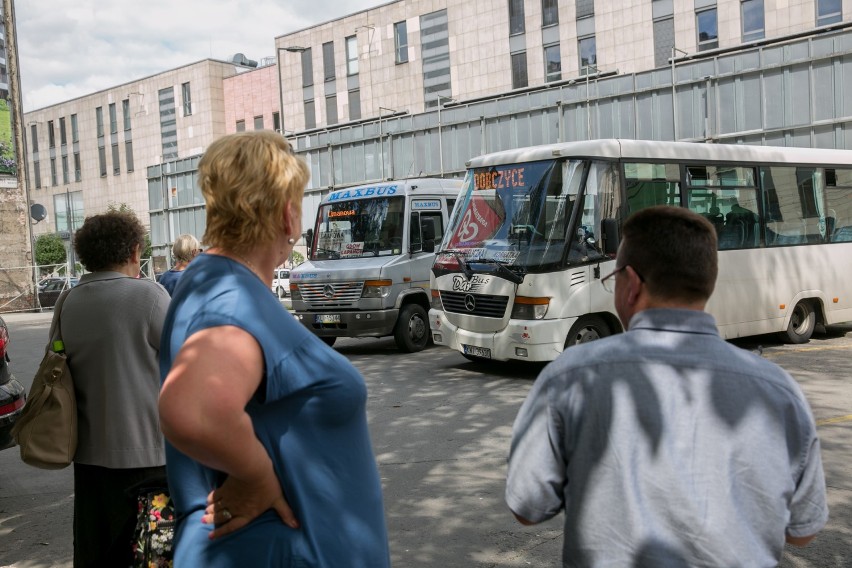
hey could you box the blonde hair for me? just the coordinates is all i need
[199,131,309,254]
[172,233,200,263]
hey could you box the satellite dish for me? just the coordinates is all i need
[30,203,47,222]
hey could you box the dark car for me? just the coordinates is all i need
[38,277,79,309]
[0,316,25,450]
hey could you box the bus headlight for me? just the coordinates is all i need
[362,279,392,298]
[430,289,443,310]
[290,284,302,301]
[511,296,550,320]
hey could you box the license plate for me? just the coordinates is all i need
[462,344,491,359]
[315,314,341,324]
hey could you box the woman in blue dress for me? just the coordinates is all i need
[158,131,390,567]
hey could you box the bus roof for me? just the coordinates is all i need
[465,139,852,169]
[321,177,462,205]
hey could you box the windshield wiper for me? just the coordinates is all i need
[438,248,473,280]
[314,247,341,260]
[468,259,524,284]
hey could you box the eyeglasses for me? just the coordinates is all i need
[601,265,643,293]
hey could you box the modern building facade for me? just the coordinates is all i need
[22,59,248,267]
[18,0,852,271]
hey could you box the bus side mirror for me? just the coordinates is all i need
[304,228,314,249]
[601,219,619,256]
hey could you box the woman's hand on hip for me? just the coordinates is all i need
[202,464,299,539]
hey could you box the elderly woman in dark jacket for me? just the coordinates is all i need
[54,211,170,567]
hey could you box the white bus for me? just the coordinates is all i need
[429,139,852,363]
[290,178,462,352]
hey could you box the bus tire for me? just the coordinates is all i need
[565,315,610,348]
[277,286,286,299]
[320,336,337,347]
[394,304,430,352]
[780,301,815,344]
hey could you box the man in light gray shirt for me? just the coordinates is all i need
[506,206,827,567]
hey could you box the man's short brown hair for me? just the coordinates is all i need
[620,206,718,303]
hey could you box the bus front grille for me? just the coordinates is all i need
[298,281,364,306]
[440,291,509,318]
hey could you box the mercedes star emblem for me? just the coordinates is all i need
[323,284,335,298]
[464,294,476,312]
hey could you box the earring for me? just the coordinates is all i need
[287,237,296,245]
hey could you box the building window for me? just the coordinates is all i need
[122,99,131,130]
[98,146,107,176]
[542,0,559,27]
[96,107,104,137]
[125,141,134,172]
[109,103,118,134]
[579,36,597,73]
[50,157,57,186]
[394,21,409,63]
[301,48,313,88]
[33,161,41,189]
[182,82,192,116]
[323,41,335,81]
[346,36,358,75]
[326,94,338,125]
[511,52,528,88]
[59,117,67,146]
[74,153,81,181]
[30,124,38,152]
[48,120,55,148]
[544,44,561,82]
[112,143,120,175]
[158,86,178,160]
[349,89,361,120]
[509,0,525,35]
[576,0,595,19]
[70,114,78,143]
[273,112,281,133]
[253,116,264,130]
[817,0,842,26]
[697,8,719,51]
[742,0,765,42]
[61,155,69,184]
[235,120,245,132]
[304,100,316,129]
[54,191,83,234]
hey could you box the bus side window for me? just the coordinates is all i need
[624,162,681,213]
[410,212,444,253]
[823,168,852,243]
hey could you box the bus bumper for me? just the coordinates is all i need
[429,309,569,362]
[294,309,399,338]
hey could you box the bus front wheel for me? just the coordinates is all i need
[394,304,430,352]
[565,316,610,348]
[780,301,815,344]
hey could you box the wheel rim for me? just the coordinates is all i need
[575,326,602,343]
[791,303,810,336]
[409,314,427,343]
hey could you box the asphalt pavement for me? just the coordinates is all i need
[0,310,850,567]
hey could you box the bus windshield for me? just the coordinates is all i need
[311,196,406,260]
[440,159,597,270]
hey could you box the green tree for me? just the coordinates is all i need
[290,251,305,266]
[35,234,67,272]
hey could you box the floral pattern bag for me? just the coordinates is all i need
[132,489,175,567]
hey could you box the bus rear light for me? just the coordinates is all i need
[430,289,443,310]
[362,280,392,298]
[511,296,550,320]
